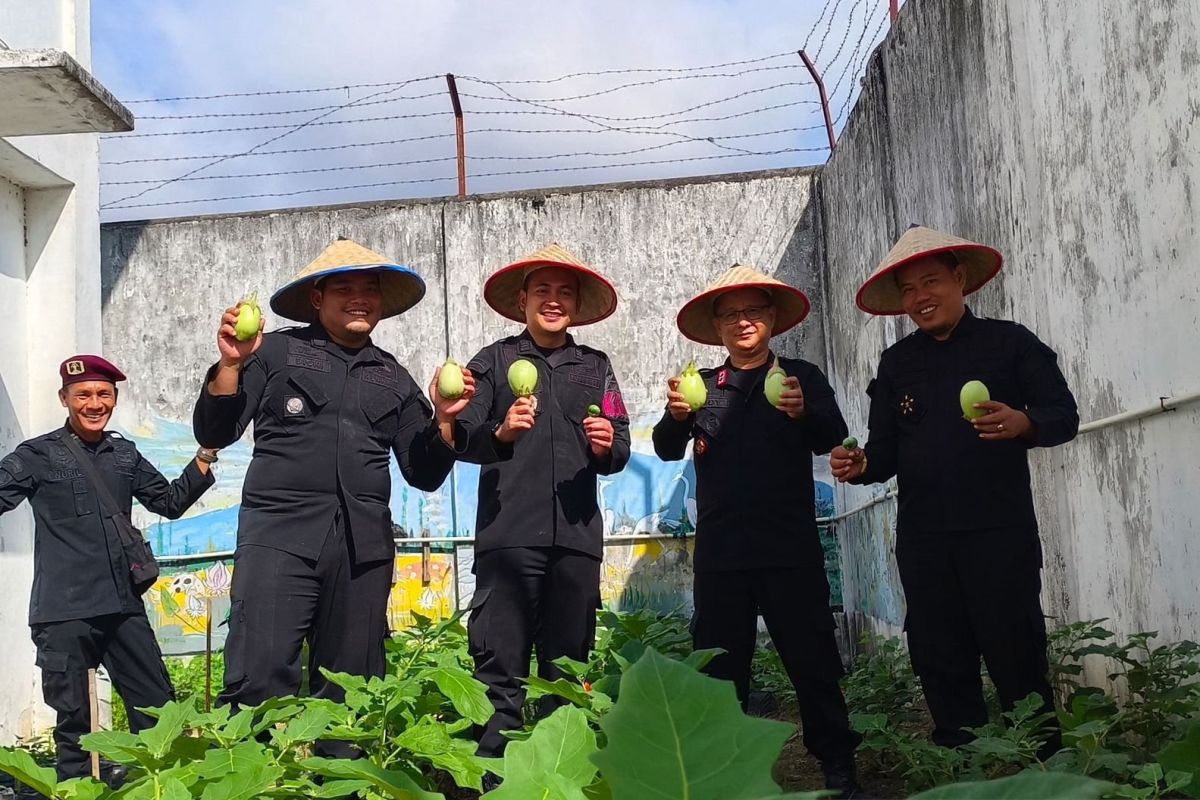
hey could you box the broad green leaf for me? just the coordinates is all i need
[551,656,590,679]
[486,771,588,800]
[486,706,597,799]
[79,730,153,767]
[161,777,191,800]
[0,747,58,797]
[56,778,110,800]
[1158,720,1200,798]
[198,762,284,800]
[220,709,254,742]
[136,700,194,759]
[195,741,269,781]
[394,718,485,789]
[909,771,1115,799]
[593,649,795,800]
[314,779,375,797]
[524,676,591,708]
[426,666,493,725]
[681,648,723,672]
[300,757,444,800]
[272,706,334,749]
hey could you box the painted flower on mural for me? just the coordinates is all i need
[201,561,232,597]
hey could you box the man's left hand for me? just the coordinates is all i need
[775,377,806,419]
[430,367,476,422]
[972,401,1033,441]
[583,416,614,457]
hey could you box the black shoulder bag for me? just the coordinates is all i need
[61,435,161,596]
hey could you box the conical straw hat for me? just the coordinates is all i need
[856,226,1003,315]
[676,264,811,346]
[483,243,618,326]
[269,237,427,323]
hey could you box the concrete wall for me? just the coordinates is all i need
[821,0,1200,644]
[0,2,107,744]
[99,168,833,650]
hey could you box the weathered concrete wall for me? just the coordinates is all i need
[0,0,112,744]
[99,168,830,650]
[822,0,1200,642]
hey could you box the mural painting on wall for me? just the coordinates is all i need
[129,407,842,652]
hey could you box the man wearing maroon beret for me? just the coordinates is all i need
[0,355,217,781]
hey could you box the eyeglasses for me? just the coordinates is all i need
[715,304,772,326]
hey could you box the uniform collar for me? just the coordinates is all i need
[59,422,114,453]
[517,329,583,367]
[307,323,386,366]
[716,350,775,394]
[918,306,981,344]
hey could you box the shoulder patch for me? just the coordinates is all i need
[0,453,25,478]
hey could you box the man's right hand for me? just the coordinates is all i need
[217,305,263,367]
[494,396,536,443]
[830,445,866,482]
[666,376,693,422]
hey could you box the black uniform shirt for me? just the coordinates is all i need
[652,353,849,574]
[452,331,631,558]
[193,324,454,564]
[853,309,1079,532]
[0,425,213,624]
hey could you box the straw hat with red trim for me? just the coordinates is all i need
[270,237,427,323]
[483,243,618,326]
[676,264,811,346]
[856,225,1003,315]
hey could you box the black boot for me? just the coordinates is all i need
[821,757,862,799]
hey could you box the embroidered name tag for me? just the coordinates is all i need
[286,352,331,371]
[361,366,401,391]
[567,366,602,390]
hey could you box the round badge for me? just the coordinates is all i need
[286,397,304,415]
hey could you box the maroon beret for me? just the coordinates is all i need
[60,355,127,388]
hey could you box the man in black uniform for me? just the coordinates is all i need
[193,239,471,730]
[0,355,215,780]
[448,244,630,772]
[652,264,862,797]
[830,226,1078,752]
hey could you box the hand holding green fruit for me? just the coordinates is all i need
[508,359,539,397]
[960,380,990,420]
[830,438,866,482]
[233,292,263,342]
[765,359,805,418]
[217,302,263,365]
[681,362,705,412]
[495,396,537,444]
[429,359,474,423]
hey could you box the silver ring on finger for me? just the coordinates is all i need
[997,423,1005,432]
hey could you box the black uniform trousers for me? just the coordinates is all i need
[468,546,601,758]
[31,612,173,780]
[692,568,861,764]
[896,525,1059,750]
[219,508,392,749]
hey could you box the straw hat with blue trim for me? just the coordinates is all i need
[270,237,427,323]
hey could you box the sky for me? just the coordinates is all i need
[91,0,896,222]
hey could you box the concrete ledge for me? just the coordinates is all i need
[0,48,134,136]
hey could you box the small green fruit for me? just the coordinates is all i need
[843,436,859,450]
[233,292,262,342]
[960,380,991,420]
[437,358,465,399]
[764,359,788,408]
[587,404,602,417]
[678,361,707,412]
[508,359,539,397]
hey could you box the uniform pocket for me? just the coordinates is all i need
[466,587,492,658]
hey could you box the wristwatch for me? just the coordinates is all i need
[196,447,219,464]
